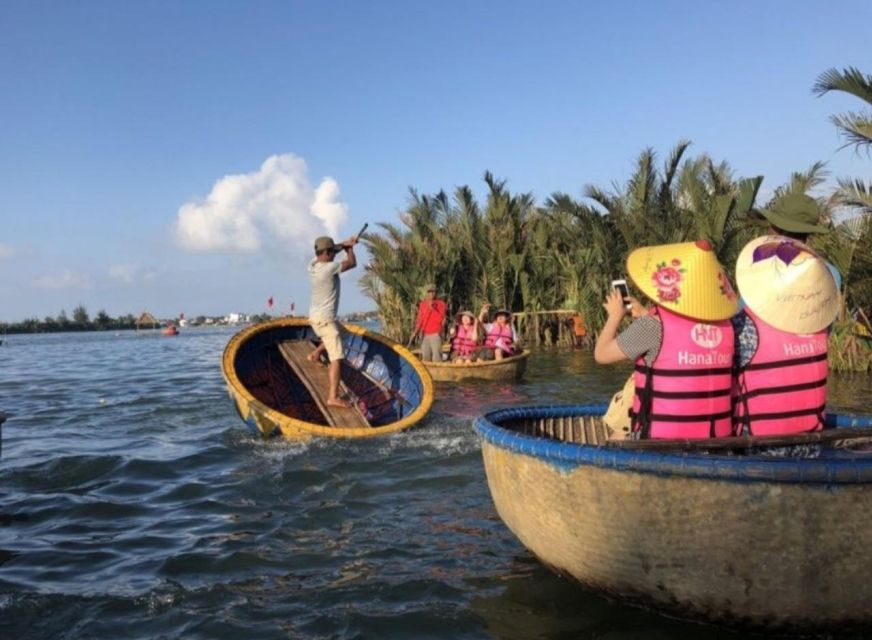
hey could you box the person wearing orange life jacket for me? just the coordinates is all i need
[594,240,739,440]
[448,310,480,363]
[476,304,518,361]
[732,236,839,437]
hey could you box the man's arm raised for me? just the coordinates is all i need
[339,236,359,272]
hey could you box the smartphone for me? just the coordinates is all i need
[611,279,631,310]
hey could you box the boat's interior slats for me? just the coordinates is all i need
[345,331,423,412]
[239,346,326,425]
[265,349,325,424]
[341,364,399,424]
[277,340,371,428]
[504,415,872,451]
[506,416,611,446]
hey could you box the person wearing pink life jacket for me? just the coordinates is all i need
[476,303,518,361]
[594,240,739,440]
[732,235,840,437]
[448,310,480,363]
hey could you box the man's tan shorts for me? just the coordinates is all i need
[311,319,345,361]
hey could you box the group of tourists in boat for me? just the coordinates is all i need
[594,193,840,443]
[410,285,519,365]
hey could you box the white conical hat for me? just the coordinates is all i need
[735,235,839,334]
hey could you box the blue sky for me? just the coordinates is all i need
[1,1,870,322]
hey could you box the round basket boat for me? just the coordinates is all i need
[222,318,434,440]
[474,404,872,630]
[421,349,529,382]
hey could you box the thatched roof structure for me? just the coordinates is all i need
[136,311,158,330]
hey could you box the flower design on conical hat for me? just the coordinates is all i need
[626,239,738,321]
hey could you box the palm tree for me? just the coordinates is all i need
[813,67,872,215]
[813,67,872,152]
[813,66,872,330]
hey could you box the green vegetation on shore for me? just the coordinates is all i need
[1,307,278,334]
[3,305,140,334]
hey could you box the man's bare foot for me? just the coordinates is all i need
[327,398,353,409]
[307,352,328,367]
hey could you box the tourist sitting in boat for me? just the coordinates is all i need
[594,240,739,440]
[448,310,480,363]
[732,236,839,436]
[476,304,518,361]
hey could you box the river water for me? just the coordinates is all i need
[1,328,871,639]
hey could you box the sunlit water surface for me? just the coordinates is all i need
[1,328,871,639]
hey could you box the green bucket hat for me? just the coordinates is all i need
[756,194,829,235]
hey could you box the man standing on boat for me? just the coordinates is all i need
[412,284,447,362]
[307,234,359,408]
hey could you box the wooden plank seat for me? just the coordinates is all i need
[277,340,370,428]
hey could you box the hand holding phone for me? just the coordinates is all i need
[611,279,632,310]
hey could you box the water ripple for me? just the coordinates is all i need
[1,330,870,638]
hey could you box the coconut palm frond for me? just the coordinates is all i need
[836,178,872,213]
[830,112,872,152]
[813,67,872,103]
[662,140,692,190]
[814,67,872,153]
[773,161,829,200]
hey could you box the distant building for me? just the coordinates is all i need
[135,311,158,333]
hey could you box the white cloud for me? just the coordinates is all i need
[0,243,17,259]
[173,153,348,254]
[109,264,138,284]
[108,264,159,287]
[32,270,93,290]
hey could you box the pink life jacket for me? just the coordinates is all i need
[451,324,478,357]
[632,307,734,439]
[733,309,827,436]
[484,323,515,355]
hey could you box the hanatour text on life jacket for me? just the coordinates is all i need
[733,308,827,436]
[632,307,734,439]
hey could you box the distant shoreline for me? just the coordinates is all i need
[1,310,380,335]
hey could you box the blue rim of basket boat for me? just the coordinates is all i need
[474,404,872,484]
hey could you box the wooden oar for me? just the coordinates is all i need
[336,223,368,251]
[609,427,872,451]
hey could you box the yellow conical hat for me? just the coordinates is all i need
[735,235,839,334]
[626,240,739,321]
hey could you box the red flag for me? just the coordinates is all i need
[267,296,274,308]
